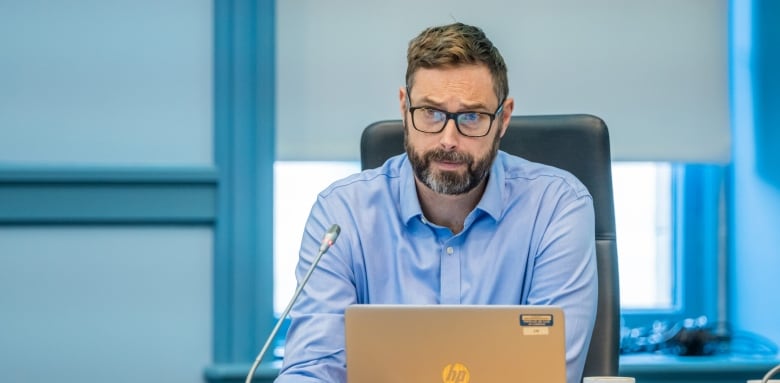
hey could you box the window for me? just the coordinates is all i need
[273,161,361,313]
[613,162,673,309]
[620,163,723,329]
[273,161,727,361]
[274,161,700,318]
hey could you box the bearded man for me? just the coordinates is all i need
[276,22,597,383]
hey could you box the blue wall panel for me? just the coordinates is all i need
[0,0,213,166]
[0,227,213,382]
[730,0,780,347]
[0,1,219,383]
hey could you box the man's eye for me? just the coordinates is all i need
[460,113,480,123]
[422,108,443,120]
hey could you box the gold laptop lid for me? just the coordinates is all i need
[345,304,566,383]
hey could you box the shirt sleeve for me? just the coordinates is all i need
[526,191,598,383]
[275,196,356,383]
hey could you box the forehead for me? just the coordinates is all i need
[409,64,497,105]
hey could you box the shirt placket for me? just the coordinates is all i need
[440,239,461,304]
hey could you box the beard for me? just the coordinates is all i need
[404,118,502,195]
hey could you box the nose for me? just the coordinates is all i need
[438,117,460,150]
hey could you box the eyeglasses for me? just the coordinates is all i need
[405,88,505,138]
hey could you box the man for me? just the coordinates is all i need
[276,22,597,383]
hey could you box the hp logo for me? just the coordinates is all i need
[442,362,470,383]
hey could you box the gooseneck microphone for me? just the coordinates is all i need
[245,224,341,383]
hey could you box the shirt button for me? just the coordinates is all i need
[446,246,454,255]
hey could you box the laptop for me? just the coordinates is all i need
[345,304,566,383]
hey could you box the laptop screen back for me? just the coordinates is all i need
[345,304,566,383]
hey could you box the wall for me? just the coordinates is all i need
[730,0,780,347]
[0,1,214,382]
[0,227,212,382]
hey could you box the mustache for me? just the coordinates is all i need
[426,148,473,165]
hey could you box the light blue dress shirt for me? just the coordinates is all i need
[276,151,597,383]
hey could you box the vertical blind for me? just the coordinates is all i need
[277,0,729,163]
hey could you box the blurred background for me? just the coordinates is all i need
[1,0,778,382]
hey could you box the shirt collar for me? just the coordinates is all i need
[474,151,505,222]
[399,155,424,224]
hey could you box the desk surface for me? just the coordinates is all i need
[204,354,780,383]
[620,354,780,383]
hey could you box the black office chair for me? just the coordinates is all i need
[360,114,620,377]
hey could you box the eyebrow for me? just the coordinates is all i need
[415,95,490,112]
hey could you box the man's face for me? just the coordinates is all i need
[401,64,509,195]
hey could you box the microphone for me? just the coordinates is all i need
[245,224,341,383]
[319,224,340,253]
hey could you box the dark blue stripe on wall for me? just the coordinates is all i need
[0,167,217,224]
[212,0,276,368]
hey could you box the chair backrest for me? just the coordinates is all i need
[360,114,620,377]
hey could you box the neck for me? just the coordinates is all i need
[415,177,487,234]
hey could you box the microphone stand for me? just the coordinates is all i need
[245,225,340,383]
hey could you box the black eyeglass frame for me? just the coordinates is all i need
[405,86,506,138]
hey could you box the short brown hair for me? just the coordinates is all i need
[405,22,509,103]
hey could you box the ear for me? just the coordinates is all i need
[497,97,514,138]
[399,87,408,118]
